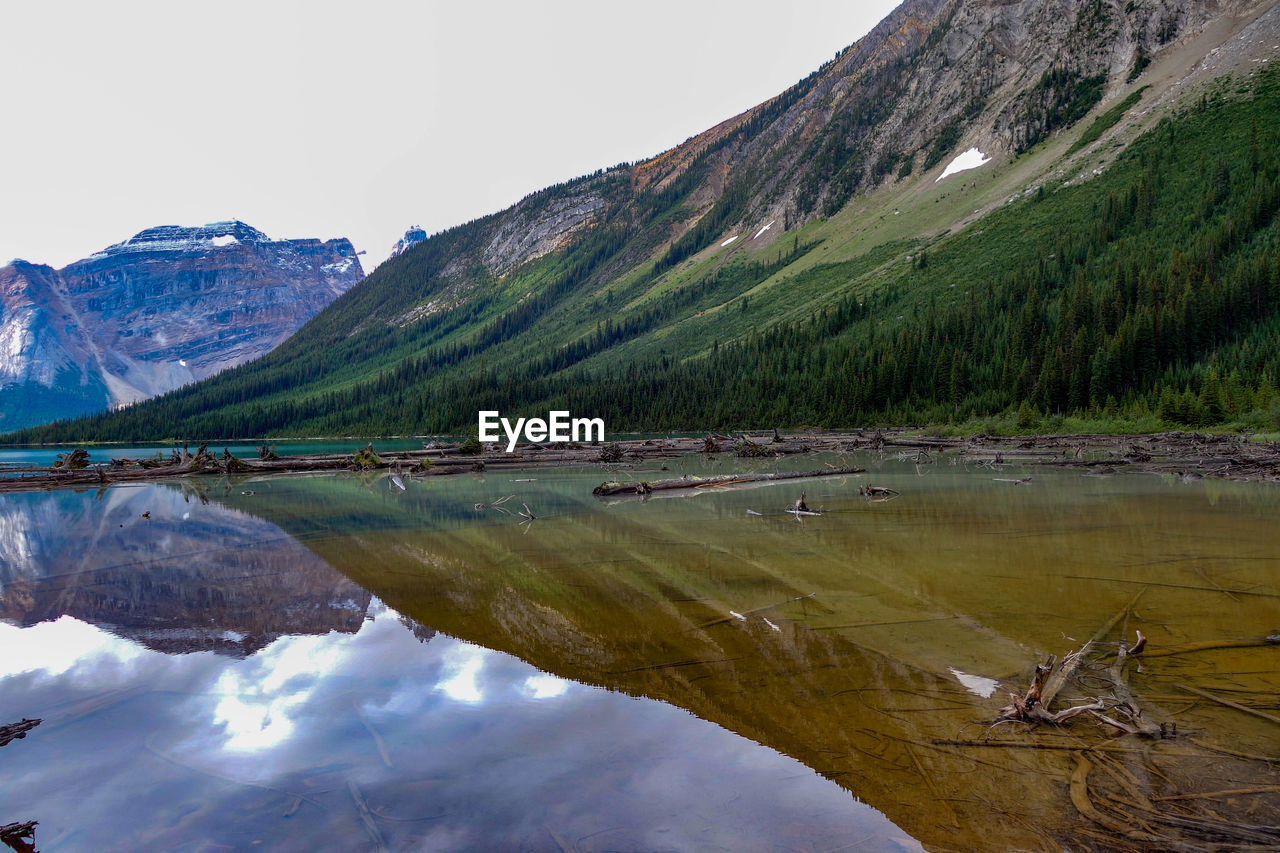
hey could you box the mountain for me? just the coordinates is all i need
[0,221,362,431]
[12,0,1280,442]
[387,225,428,261]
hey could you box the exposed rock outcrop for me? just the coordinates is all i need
[0,221,362,430]
[388,225,428,260]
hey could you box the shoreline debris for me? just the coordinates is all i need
[8,429,1280,495]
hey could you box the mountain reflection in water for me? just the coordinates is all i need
[0,482,918,852]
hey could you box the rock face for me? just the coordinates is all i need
[388,225,428,261]
[0,221,362,431]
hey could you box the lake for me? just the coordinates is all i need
[2,452,1278,851]
[0,439,433,473]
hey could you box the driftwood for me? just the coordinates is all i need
[53,448,89,469]
[223,448,252,473]
[0,821,37,853]
[735,438,772,458]
[6,429,1280,495]
[858,484,900,500]
[0,718,41,748]
[786,492,824,516]
[998,592,1159,736]
[592,466,865,497]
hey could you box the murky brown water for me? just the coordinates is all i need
[2,453,1278,850]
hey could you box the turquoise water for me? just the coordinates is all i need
[0,438,433,471]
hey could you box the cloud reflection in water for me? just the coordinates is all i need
[0,598,916,851]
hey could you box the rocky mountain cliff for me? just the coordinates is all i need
[0,221,362,431]
[387,225,428,261]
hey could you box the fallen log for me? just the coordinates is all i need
[592,466,864,497]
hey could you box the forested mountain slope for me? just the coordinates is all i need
[12,0,1280,441]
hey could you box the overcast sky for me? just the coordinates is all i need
[1,1,900,272]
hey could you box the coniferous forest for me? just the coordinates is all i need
[12,67,1280,443]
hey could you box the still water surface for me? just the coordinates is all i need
[1,453,1278,850]
[0,439,430,472]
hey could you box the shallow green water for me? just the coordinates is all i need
[2,453,1278,850]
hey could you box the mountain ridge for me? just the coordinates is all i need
[0,221,363,431]
[9,0,1280,441]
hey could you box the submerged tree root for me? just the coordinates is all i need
[1071,754,1280,851]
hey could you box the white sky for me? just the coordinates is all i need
[0,1,901,271]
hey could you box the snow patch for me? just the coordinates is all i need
[321,257,355,275]
[178,359,187,367]
[948,666,999,698]
[936,147,991,182]
[720,235,739,247]
[752,220,776,240]
[210,235,238,247]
